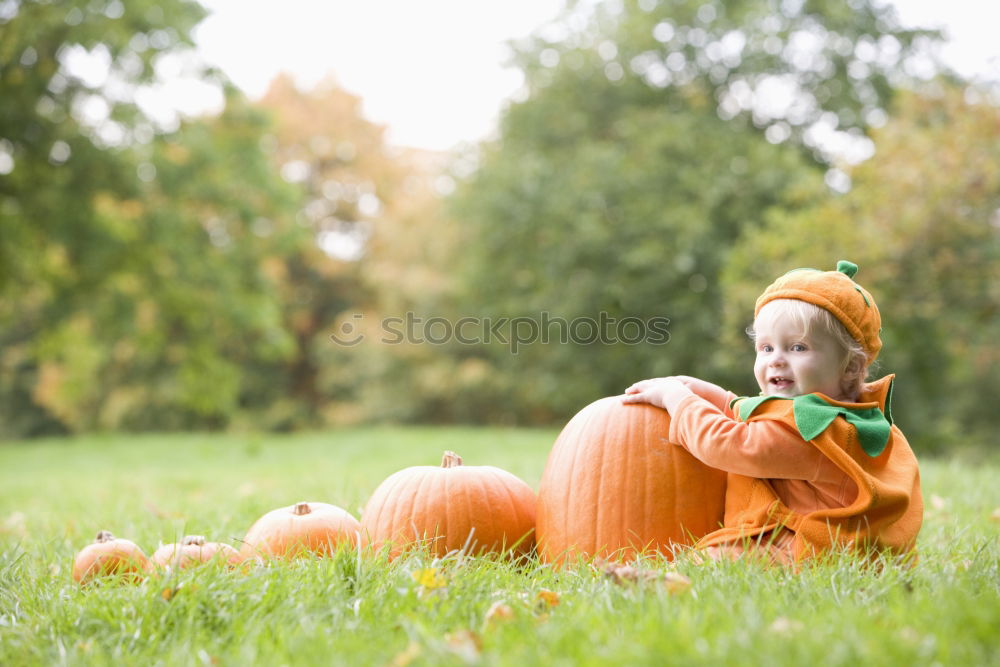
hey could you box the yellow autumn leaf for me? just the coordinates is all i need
[412,567,447,589]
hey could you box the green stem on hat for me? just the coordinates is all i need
[837,260,858,278]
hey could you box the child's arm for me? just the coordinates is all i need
[667,395,828,481]
[622,377,694,413]
[671,376,738,414]
[622,378,827,480]
[622,376,736,415]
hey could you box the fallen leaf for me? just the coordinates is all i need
[484,601,514,626]
[412,567,447,590]
[196,649,219,665]
[444,630,482,662]
[769,617,803,634]
[662,572,692,595]
[1,512,26,537]
[391,641,421,667]
[536,589,560,608]
[990,507,1000,522]
[602,563,663,586]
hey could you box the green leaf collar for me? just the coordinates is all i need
[735,393,892,457]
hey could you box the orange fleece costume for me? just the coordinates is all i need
[668,376,922,563]
[668,262,923,563]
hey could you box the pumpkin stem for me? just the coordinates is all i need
[182,535,206,546]
[95,530,115,543]
[441,451,463,468]
[293,502,312,516]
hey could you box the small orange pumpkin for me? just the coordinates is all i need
[536,396,728,564]
[239,501,360,561]
[360,451,537,558]
[151,535,241,570]
[72,530,150,584]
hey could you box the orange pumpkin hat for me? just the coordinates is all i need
[755,260,882,363]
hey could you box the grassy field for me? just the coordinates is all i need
[1,428,998,666]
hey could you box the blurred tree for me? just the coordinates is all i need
[254,75,456,426]
[445,0,948,423]
[0,1,303,435]
[0,0,208,435]
[721,85,1000,453]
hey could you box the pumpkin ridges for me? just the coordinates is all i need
[361,468,407,552]
[472,469,493,552]
[434,466,447,553]
[481,470,503,550]
[416,468,440,546]
[451,467,474,553]
[487,468,514,550]
[464,470,485,553]
[592,405,610,556]
[367,469,404,547]
[489,466,535,552]
[510,468,535,551]
[362,452,537,558]
[381,470,410,547]
[420,468,450,556]
[427,468,452,553]
[560,408,586,556]
[537,396,728,564]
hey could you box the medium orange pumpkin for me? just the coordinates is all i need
[361,451,536,558]
[536,396,727,564]
[239,501,361,561]
[72,530,151,584]
[151,535,241,570]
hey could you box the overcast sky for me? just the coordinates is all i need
[190,0,999,151]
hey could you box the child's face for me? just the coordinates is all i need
[753,312,850,400]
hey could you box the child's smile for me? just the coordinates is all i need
[768,376,794,391]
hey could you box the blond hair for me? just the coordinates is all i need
[749,299,869,401]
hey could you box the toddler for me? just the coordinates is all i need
[622,261,923,564]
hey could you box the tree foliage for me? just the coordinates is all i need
[445,0,945,423]
[0,1,304,434]
[2,0,993,451]
[721,85,1000,452]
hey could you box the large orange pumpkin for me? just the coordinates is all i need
[239,501,361,561]
[536,396,727,564]
[72,530,150,584]
[360,451,536,558]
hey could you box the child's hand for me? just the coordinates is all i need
[621,377,694,414]
[671,375,726,398]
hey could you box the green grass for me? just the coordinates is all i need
[1,428,998,666]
